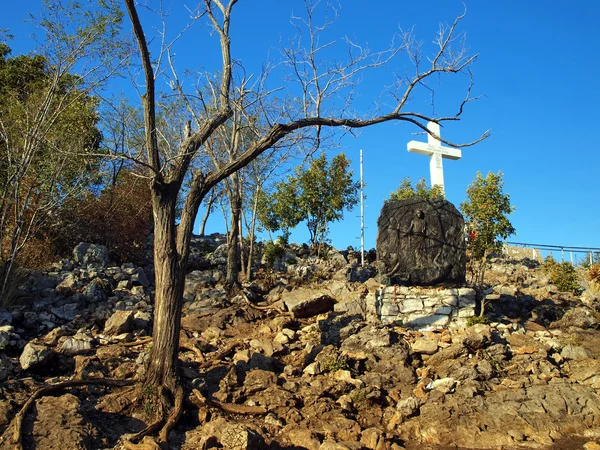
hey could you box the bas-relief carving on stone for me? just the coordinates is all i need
[376,198,466,286]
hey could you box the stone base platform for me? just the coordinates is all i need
[366,286,476,330]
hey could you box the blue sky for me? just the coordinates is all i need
[4,1,600,257]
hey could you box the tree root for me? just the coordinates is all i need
[122,337,153,347]
[191,388,267,415]
[241,290,292,316]
[124,383,184,448]
[158,385,184,443]
[199,340,243,370]
[0,378,135,450]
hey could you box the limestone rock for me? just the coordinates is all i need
[551,307,599,330]
[561,344,593,361]
[283,288,335,318]
[83,278,108,303]
[73,242,109,268]
[411,338,439,355]
[131,267,150,287]
[56,273,78,296]
[103,310,134,335]
[20,342,55,370]
[59,336,93,355]
[220,423,260,450]
[376,198,466,285]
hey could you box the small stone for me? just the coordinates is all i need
[281,328,296,339]
[273,332,290,346]
[55,274,77,296]
[59,337,92,355]
[131,268,150,287]
[337,394,353,410]
[411,338,438,355]
[220,423,258,450]
[426,377,457,393]
[396,396,421,418]
[117,280,132,290]
[133,311,151,330]
[303,361,322,375]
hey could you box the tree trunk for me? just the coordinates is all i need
[245,186,261,280]
[225,192,242,289]
[143,190,185,393]
[238,213,246,279]
[198,189,216,236]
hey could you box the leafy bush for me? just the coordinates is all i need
[45,171,152,266]
[466,315,490,327]
[263,242,286,268]
[321,353,350,373]
[460,171,515,287]
[588,263,600,283]
[543,257,581,295]
[587,263,600,294]
[388,177,444,201]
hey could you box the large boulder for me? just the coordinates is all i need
[376,198,466,285]
[73,243,109,268]
[282,287,335,318]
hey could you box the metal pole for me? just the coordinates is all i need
[360,149,365,266]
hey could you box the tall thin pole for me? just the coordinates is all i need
[360,149,365,266]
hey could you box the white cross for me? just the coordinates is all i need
[407,121,462,194]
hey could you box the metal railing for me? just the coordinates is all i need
[505,241,600,264]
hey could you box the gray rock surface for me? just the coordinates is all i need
[283,288,335,318]
[73,242,109,268]
[20,342,55,370]
[376,198,466,285]
[103,310,134,335]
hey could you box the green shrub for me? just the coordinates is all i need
[587,263,600,294]
[263,242,286,267]
[543,257,581,295]
[321,353,350,373]
[466,315,490,327]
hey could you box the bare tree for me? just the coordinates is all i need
[122,0,487,444]
[0,1,126,302]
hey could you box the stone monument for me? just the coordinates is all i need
[376,198,466,285]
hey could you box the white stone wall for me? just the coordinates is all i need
[366,286,476,330]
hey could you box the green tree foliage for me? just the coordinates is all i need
[542,257,581,295]
[460,171,515,294]
[0,45,105,298]
[258,153,360,251]
[461,171,516,260]
[388,177,445,201]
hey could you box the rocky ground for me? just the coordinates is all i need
[1,237,600,449]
